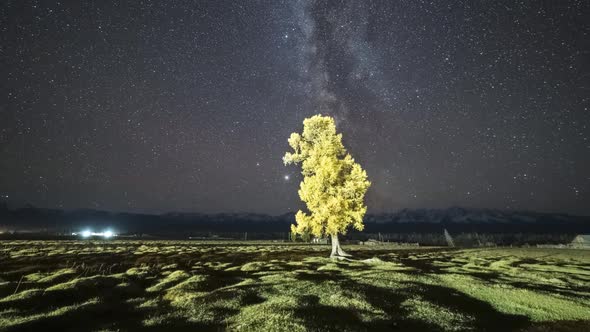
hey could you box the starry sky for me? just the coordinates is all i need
[1,0,589,215]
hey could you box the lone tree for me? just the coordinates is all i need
[283,115,370,258]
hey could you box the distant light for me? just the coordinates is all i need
[284,175,290,181]
[103,230,114,238]
[81,230,92,238]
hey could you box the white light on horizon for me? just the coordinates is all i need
[79,229,116,238]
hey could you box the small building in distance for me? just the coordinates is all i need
[360,239,382,246]
[570,235,590,248]
[311,237,329,244]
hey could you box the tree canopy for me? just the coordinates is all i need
[283,115,370,247]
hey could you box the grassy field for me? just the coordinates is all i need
[0,240,589,331]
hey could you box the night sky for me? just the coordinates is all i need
[1,1,589,215]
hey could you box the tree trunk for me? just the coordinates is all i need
[330,234,352,258]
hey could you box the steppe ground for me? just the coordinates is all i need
[0,240,589,331]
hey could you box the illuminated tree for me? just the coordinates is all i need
[283,115,370,258]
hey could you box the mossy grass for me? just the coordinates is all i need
[0,240,588,331]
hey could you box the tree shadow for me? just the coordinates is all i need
[294,270,346,282]
[506,280,590,299]
[409,281,531,331]
[293,294,374,332]
[520,320,590,332]
[330,276,532,332]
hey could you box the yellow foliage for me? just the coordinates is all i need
[284,115,370,237]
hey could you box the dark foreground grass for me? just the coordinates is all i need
[0,241,589,331]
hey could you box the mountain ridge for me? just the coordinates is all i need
[1,206,588,235]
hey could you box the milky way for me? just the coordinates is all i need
[1,1,589,214]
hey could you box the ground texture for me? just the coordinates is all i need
[0,241,589,331]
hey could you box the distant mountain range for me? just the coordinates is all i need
[365,207,583,224]
[0,205,588,237]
